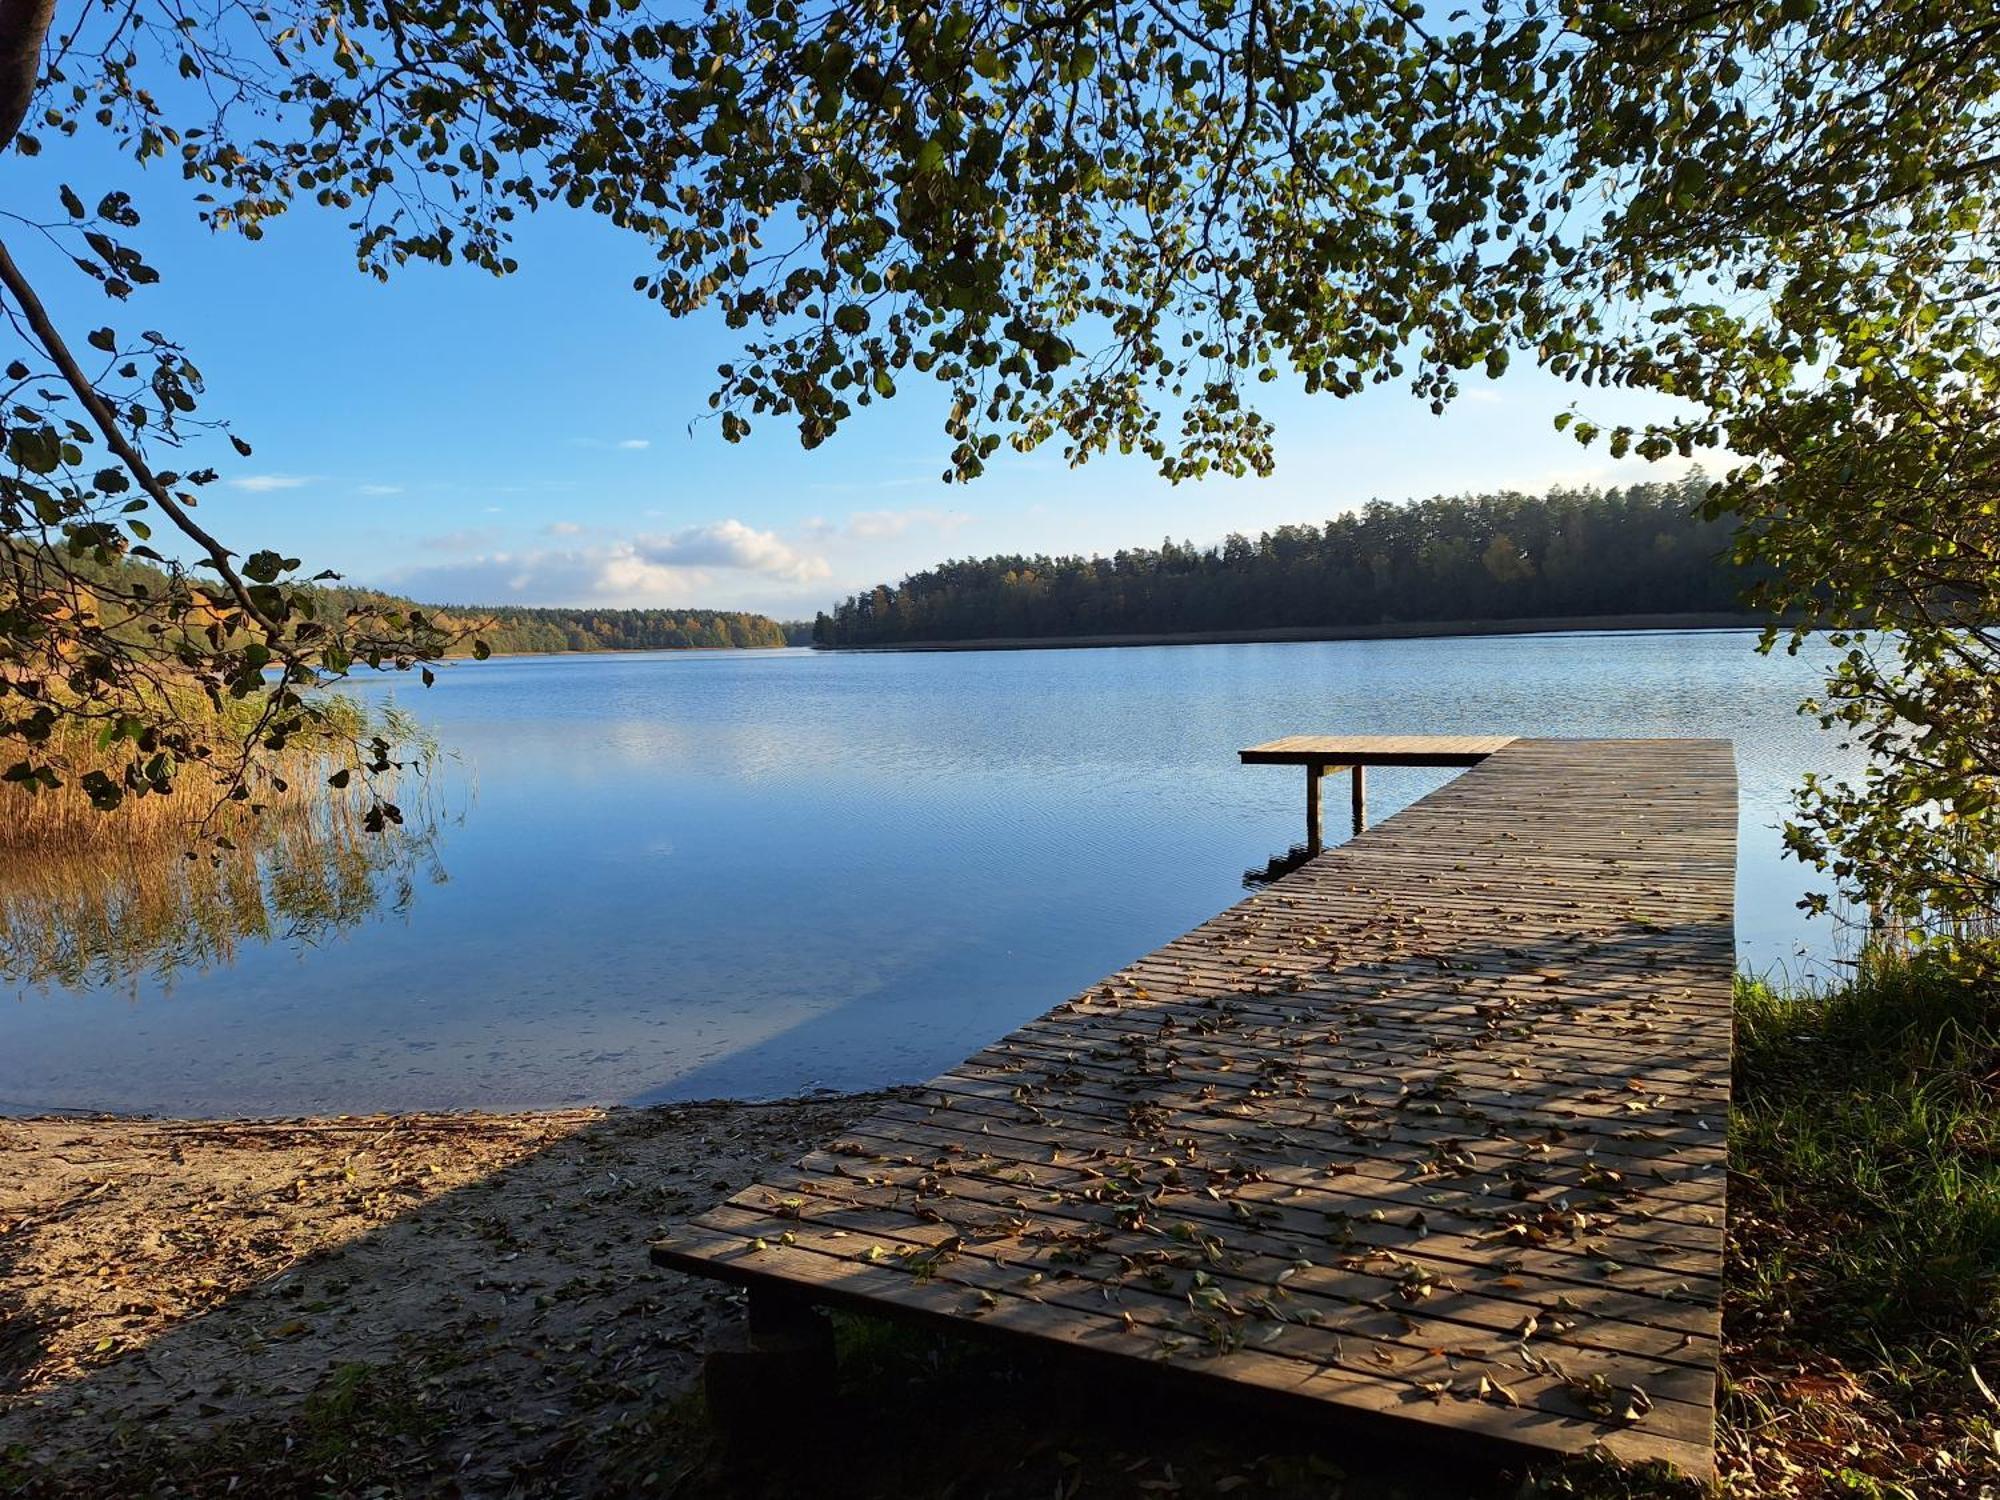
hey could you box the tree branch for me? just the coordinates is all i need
[0,235,282,639]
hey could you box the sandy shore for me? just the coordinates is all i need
[0,1093,902,1493]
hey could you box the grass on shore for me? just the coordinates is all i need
[1721,954,2000,1496]
[0,696,439,991]
[3,956,1995,1498]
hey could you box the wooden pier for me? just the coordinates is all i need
[653,738,1737,1478]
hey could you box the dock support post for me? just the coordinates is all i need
[1351,765,1367,835]
[1305,763,1325,856]
[705,1286,836,1434]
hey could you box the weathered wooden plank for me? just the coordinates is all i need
[652,1218,1720,1476]
[651,738,1736,1479]
[787,1143,1724,1350]
[800,1122,1727,1302]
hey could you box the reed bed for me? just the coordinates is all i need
[1,693,388,855]
[0,694,442,989]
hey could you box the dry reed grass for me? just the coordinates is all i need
[1,694,382,855]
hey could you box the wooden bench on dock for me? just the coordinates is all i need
[1238,733,1517,852]
[652,737,1737,1479]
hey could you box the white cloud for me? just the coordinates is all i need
[380,522,831,609]
[421,528,495,553]
[228,474,313,493]
[616,438,651,451]
[1518,456,1704,493]
[357,483,404,496]
[631,519,830,584]
[845,507,973,541]
[569,437,654,451]
[544,521,586,536]
[809,475,927,494]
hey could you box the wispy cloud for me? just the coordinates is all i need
[569,437,654,452]
[845,506,973,541]
[544,521,586,536]
[420,528,496,553]
[228,474,314,493]
[616,438,651,451]
[632,520,830,584]
[381,521,832,609]
[356,483,405,496]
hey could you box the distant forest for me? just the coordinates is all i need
[445,605,787,654]
[812,480,1753,647]
[289,586,787,654]
[12,551,783,658]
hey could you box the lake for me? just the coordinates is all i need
[1,630,1862,1118]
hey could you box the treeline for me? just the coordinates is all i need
[29,554,789,657]
[444,605,787,654]
[812,480,1752,647]
[290,585,783,654]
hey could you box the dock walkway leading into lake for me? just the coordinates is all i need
[652,737,1738,1478]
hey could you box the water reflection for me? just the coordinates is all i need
[1243,843,1315,890]
[0,792,450,995]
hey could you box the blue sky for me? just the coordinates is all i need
[11,131,1695,619]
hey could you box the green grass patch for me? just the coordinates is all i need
[1724,953,2000,1495]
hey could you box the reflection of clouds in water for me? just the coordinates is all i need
[6,632,1865,1117]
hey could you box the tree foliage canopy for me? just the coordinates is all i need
[1,0,1995,932]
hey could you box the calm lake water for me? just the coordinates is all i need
[2,631,1863,1117]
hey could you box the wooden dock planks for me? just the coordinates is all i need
[652,738,1738,1478]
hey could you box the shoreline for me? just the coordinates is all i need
[815,610,1782,653]
[0,1086,869,1125]
[431,612,1783,663]
[443,643,803,663]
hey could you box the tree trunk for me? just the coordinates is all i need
[0,0,54,156]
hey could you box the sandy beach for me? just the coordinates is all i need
[0,1094,900,1493]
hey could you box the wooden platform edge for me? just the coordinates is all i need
[647,1239,1715,1479]
[1237,734,1517,768]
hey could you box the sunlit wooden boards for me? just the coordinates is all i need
[653,739,1737,1479]
[1238,734,1518,767]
